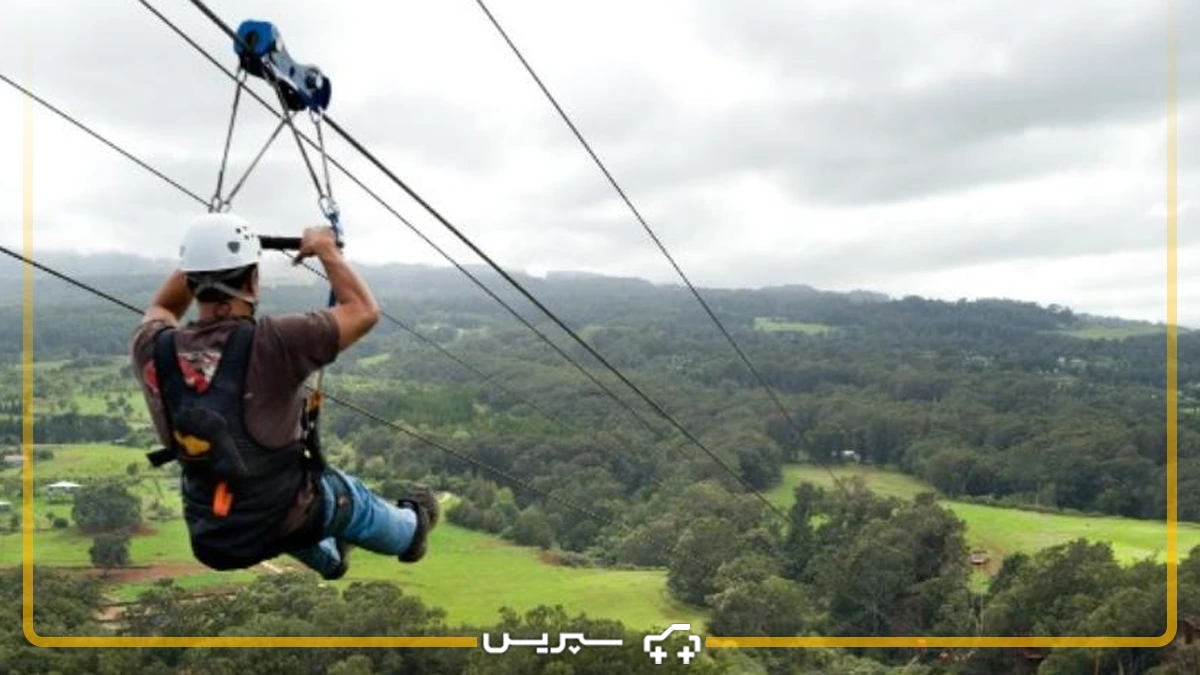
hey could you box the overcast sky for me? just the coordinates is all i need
[1,0,1196,325]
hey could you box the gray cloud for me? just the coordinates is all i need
[5,0,379,160]
[10,1,242,142]
[533,63,681,149]
[338,91,507,174]
[586,0,1200,207]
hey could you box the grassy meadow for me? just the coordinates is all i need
[1057,324,1168,340]
[769,464,1200,569]
[752,318,834,335]
[0,443,702,630]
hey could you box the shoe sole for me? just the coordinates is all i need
[398,490,439,564]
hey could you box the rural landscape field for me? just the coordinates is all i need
[1,257,1197,675]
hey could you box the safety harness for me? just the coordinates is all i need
[146,320,325,570]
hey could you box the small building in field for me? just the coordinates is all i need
[44,480,82,495]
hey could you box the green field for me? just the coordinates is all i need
[1,444,702,630]
[1,445,179,525]
[1058,324,1166,340]
[357,352,392,368]
[1,518,701,629]
[322,524,701,628]
[752,318,833,334]
[28,443,148,480]
[769,464,1200,568]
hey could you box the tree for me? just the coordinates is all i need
[352,427,395,461]
[736,444,782,490]
[89,532,131,568]
[508,506,554,549]
[668,516,744,605]
[982,539,1125,638]
[616,516,680,567]
[782,483,820,580]
[328,655,375,675]
[0,567,104,674]
[807,492,969,639]
[72,480,142,534]
[708,576,817,638]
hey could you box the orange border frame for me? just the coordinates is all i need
[22,0,1179,649]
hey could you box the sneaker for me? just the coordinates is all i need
[397,486,440,564]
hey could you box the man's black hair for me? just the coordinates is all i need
[186,265,257,304]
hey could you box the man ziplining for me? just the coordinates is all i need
[129,212,439,579]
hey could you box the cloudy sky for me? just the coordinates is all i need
[1,0,1196,325]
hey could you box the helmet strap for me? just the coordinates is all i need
[207,279,257,307]
[190,273,259,308]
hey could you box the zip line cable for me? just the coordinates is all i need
[178,0,789,521]
[0,70,696,550]
[0,73,208,208]
[0,70,575,440]
[284,253,579,434]
[0,241,635,550]
[135,0,664,439]
[290,251,718,510]
[0,74,690,558]
[0,245,144,315]
[139,0,786,520]
[468,0,851,493]
[12,0,787,525]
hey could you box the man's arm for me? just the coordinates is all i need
[295,226,380,351]
[140,269,193,327]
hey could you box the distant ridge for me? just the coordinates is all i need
[0,250,1182,329]
[0,250,173,278]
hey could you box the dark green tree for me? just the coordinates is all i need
[72,480,142,534]
[89,532,131,568]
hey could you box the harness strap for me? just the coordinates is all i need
[300,393,328,472]
[150,320,256,437]
[148,321,253,466]
[151,323,253,518]
[216,320,256,392]
[146,446,175,467]
[151,325,184,447]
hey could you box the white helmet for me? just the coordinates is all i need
[179,212,261,273]
[179,212,262,305]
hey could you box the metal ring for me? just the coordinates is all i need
[208,195,226,213]
[318,195,340,219]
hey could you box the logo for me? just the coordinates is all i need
[478,624,704,665]
[643,624,702,665]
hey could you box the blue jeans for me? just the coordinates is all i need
[286,468,418,577]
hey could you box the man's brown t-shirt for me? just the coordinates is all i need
[129,311,340,531]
